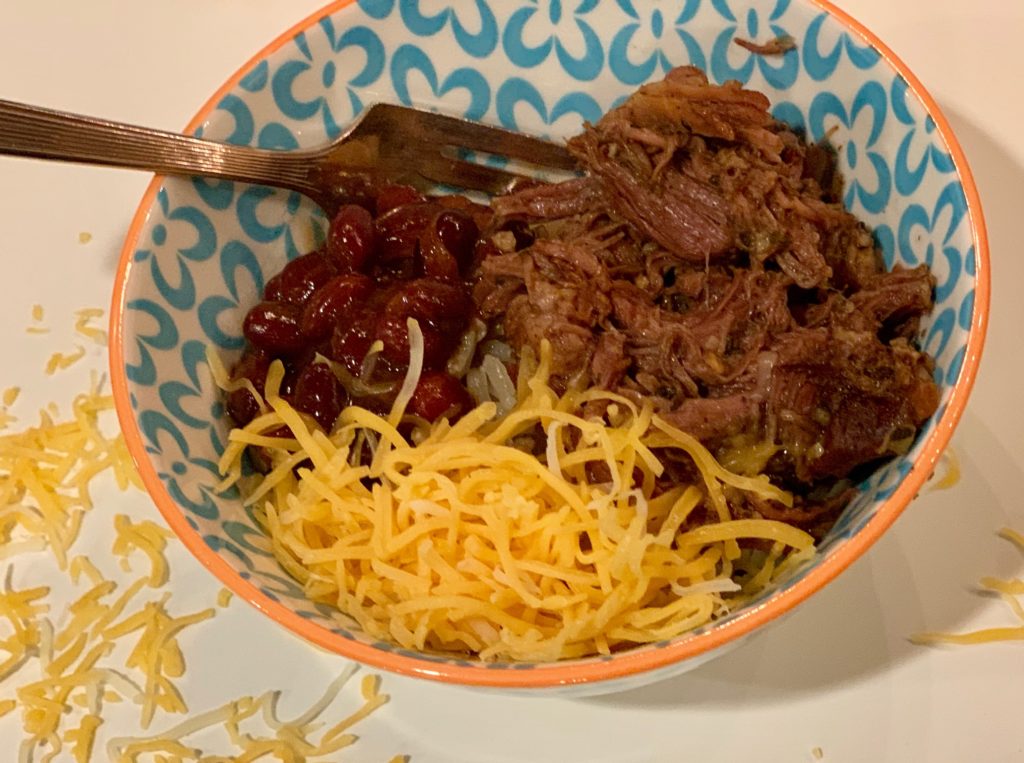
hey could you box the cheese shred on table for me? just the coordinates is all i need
[0,376,395,760]
[912,526,1024,646]
[0,380,142,569]
[217,332,815,661]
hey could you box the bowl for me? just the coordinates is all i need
[110,0,988,693]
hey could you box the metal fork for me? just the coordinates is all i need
[0,100,578,214]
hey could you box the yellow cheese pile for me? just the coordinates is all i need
[218,331,815,662]
[912,527,1024,645]
[0,382,141,569]
[0,313,399,760]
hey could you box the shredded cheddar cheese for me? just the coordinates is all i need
[73,309,108,347]
[112,515,174,588]
[912,526,1024,646]
[0,380,141,569]
[0,369,399,760]
[106,663,389,762]
[45,345,87,375]
[218,335,812,661]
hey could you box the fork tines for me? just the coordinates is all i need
[358,103,579,194]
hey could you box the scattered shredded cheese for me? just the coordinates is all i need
[44,346,88,376]
[0,381,141,569]
[73,309,107,347]
[3,388,19,407]
[112,515,174,588]
[219,340,810,662]
[0,366,401,760]
[912,526,1024,645]
[216,588,233,609]
[106,663,388,762]
[78,233,92,245]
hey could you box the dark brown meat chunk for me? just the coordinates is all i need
[474,66,940,511]
[562,66,889,290]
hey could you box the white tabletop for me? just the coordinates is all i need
[1,1,1021,760]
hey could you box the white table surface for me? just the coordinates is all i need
[1,1,1021,760]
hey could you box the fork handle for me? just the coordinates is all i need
[0,98,317,193]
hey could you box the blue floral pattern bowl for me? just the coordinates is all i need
[111,0,988,692]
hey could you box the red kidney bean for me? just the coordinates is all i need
[263,252,335,305]
[329,313,377,375]
[408,372,473,421]
[293,362,347,430]
[226,350,270,426]
[300,274,374,342]
[375,202,441,262]
[434,210,479,274]
[418,218,459,281]
[375,184,425,214]
[435,193,494,231]
[376,316,450,370]
[383,278,472,327]
[243,301,305,355]
[326,204,377,272]
[278,347,319,399]
[247,424,293,473]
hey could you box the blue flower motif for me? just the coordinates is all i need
[402,0,498,58]
[362,0,497,57]
[357,0,394,19]
[139,410,223,520]
[390,44,491,119]
[201,519,279,575]
[891,77,956,196]
[131,189,217,311]
[897,182,968,304]
[159,339,229,455]
[235,185,325,268]
[946,275,976,384]
[503,0,604,82]
[807,81,891,214]
[198,240,266,351]
[923,307,957,375]
[609,0,705,85]
[124,298,178,387]
[708,0,799,88]
[803,12,881,81]
[495,77,601,136]
[271,20,384,139]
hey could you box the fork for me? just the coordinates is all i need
[0,100,578,214]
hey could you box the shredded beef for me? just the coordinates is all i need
[733,35,798,57]
[472,66,939,531]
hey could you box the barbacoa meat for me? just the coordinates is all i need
[473,67,939,518]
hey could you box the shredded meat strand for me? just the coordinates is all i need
[734,35,798,56]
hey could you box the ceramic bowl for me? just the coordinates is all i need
[110,0,988,693]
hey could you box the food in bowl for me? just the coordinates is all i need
[212,67,938,661]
